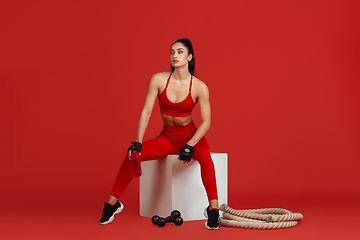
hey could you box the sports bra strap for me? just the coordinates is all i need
[189,75,193,93]
[165,72,172,89]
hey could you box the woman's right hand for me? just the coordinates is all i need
[128,141,142,159]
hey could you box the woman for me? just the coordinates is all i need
[99,38,220,229]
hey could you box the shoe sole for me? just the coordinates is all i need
[205,221,220,230]
[99,202,124,225]
[204,207,220,230]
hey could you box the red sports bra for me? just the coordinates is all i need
[158,72,195,117]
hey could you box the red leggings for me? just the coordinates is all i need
[110,121,218,201]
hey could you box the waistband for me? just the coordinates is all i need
[160,121,197,136]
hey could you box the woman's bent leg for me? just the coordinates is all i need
[110,135,178,199]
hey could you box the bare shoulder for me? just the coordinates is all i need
[193,76,209,95]
[149,71,171,88]
[151,71,171,81]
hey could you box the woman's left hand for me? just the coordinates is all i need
[178,144,194,163]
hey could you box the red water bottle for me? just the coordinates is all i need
[130,150,142,177]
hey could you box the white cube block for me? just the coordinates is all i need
[140,153,227,221]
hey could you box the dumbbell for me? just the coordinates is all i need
[151,210,183,227]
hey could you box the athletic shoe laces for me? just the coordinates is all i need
[101,203,114,219]
[207,208,219,227]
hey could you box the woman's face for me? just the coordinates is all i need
[170,42,192,69]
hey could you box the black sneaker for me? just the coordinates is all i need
[204,206,220,229]
[99,201,124,225]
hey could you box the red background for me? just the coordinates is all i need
[1,0,359,239]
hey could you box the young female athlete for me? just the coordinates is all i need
[99,38,220,229]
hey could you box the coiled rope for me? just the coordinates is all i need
[219,204,303,230]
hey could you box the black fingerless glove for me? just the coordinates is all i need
[178,144,194,162]
[128,141,142,153]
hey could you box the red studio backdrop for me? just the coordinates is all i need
[1,0,359,212]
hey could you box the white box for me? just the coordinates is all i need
[140,153,228,221]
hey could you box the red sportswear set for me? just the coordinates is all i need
[111,72,218,201]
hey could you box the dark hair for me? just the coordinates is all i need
[170,38,196,76]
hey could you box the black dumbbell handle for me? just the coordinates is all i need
[164,216,173,222]
[164,210,181,222]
